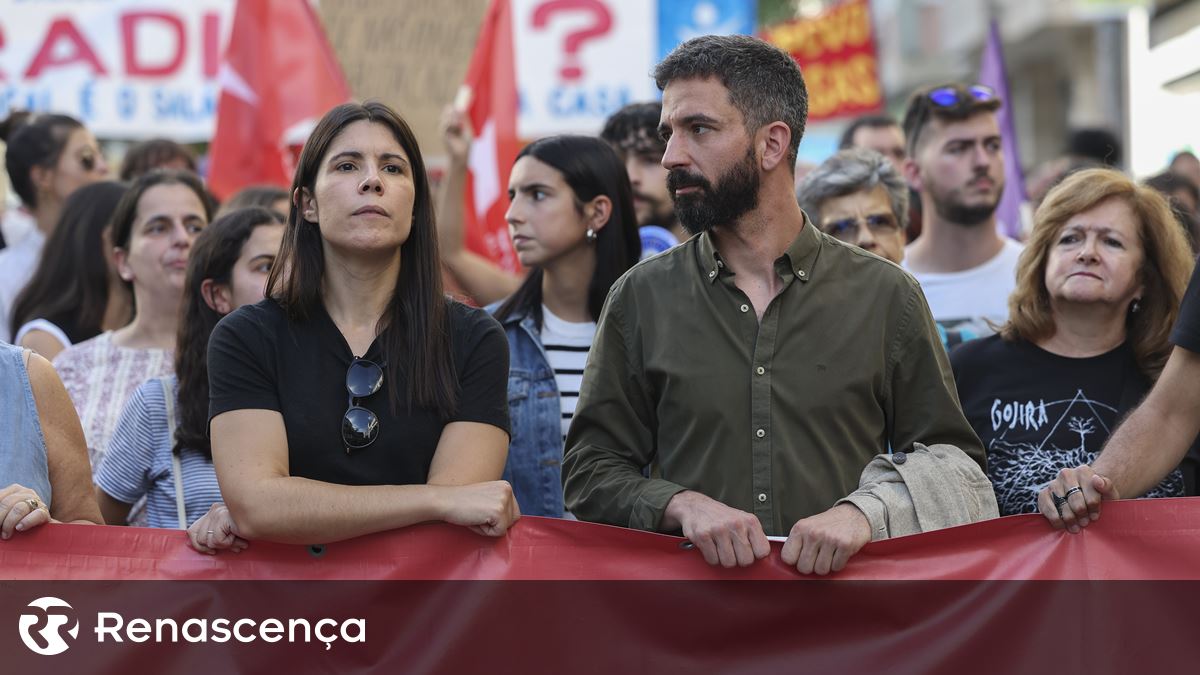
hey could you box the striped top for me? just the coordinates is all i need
[94,375,223,529]
[540,305,596,442]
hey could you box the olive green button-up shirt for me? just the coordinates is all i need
[562,219,985,537]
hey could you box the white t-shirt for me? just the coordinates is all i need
[904,238,1023,346]
[540,304,596,442]
[0,226,46,343]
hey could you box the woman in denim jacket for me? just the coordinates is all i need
[489,136,640,516]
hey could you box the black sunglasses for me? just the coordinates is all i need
[342,357,384,453]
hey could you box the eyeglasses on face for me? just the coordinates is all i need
[342,357,384,454]
[822,213,901,242]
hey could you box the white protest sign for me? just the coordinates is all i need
[511,0,658,138]
[0,0,234,141]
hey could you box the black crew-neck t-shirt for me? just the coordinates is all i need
[1171,263,1200,353]
[951,335,1183,515]
[207,298,510,486]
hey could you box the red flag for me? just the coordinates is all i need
[207,0,352,201]
[460,0,521,273]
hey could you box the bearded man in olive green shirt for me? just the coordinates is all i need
[562,35,985,576]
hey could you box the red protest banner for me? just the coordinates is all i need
[761,0,883,121]
[3,500,1200,672]
[3,499,1200,580]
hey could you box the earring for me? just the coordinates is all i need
[1131,298,1141,313]
[586,228,597,243]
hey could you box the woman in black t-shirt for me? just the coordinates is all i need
[204,101,518,548]
[951,168,1195,519]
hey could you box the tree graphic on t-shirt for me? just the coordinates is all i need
[1067,416,1095,451]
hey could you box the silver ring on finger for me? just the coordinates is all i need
[1064,486,1083,499]
[1051,492,1068,508]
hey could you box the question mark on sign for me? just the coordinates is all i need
[531,0,613,82]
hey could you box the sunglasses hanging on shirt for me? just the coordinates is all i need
[342,357,384,454]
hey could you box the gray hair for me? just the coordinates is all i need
[797,148,909,231]
[653,34,808,171]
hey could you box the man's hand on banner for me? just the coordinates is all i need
[1037,466,1118,534]
[663,490,771,568]
[781,504,871,576]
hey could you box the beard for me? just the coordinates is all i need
[931,176,1005,227]
[667,146,760,235]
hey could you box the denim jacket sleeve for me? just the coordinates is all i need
[491,303,570,518]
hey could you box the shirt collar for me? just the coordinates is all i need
[695,213,822,285]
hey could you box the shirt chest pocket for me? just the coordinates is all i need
[507,368,558,428]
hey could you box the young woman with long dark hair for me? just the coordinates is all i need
[204,101,517,548]
[53,169,213,476]
[95,208,283,542]
[491,136,640,516]
[11,181,131,360]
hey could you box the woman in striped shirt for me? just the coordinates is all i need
[94,207,283,549]
[490,136,641,517]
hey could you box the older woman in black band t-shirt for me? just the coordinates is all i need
[204,101,518,547]
[950,169,1196,518]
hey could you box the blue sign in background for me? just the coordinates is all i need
[657,0,758,64]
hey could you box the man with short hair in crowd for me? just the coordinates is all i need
[600,102,687,258]
[838,114,906,172]
[564,35,986,576]
[797,148,908,264]
[900,83,1023,348]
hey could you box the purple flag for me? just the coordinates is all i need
[979,20,1026,240]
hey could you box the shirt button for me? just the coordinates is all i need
[796,269,806,278]
[740,304,749,313]
[757,493,767,503]
[756,428,765,438]
[756,366,765,375]
[708,270,716,279]
[893,451,907,465]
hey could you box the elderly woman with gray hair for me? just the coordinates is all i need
[797,148,909,264]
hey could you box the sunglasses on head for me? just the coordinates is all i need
[342,357,384,453]
[926,84,996,109]
[908,84,998,152]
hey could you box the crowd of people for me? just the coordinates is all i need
[1,34,1198,575]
